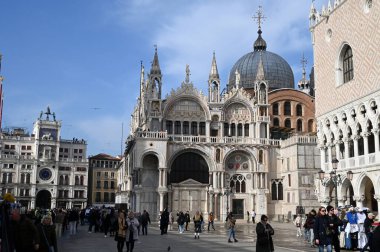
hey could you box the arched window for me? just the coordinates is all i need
[308,119,314,132]
[80,175,84,185]
[21,173,25,183]
[278,182,283,200]
[273,118,279,127]
[183,121,189,135]
[59,175,64,185]
[216,149,221,163]
[191,122,198,135]
[343,46,354,83]
[271,181,277,200]
[273,103,279,115]
[285,119,291,128]
[284,102,291,116]
[174,121,181,134]
[166,121,173,134]
[26,173,30,184]
[296,104,302,116]
[297,119,303,132]
[75,176,79,185]
[230,174,246,193]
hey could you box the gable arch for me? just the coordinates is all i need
[136,149,166,168]
[222,99,254,122]
[163,95,211,120]
[223,149,257,172]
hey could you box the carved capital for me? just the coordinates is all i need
[353,195,364,202]
[372,128,379,135]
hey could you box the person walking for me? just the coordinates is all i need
[68,209,79,235]
[294,214,303,237]
[326,205,343,252]
[177,211,185,233]
[54,209,65,238]
[11,208,40,252]
[184,211,190,231]
[251,209,256,224]
[115,211,126,252]
[160,208,169,235]
[256,214,274,252]
[226,212,238,243]
[140,210,151,235]
[193,211,203,239]
[36,215,58,252]
[125,211,139,252]
[305,209,317,248]
[361,212,375,252]
[208,212,215,231]
[314,206,333,252]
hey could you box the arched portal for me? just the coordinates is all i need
[36,190,52,209]
[140,154,159,216]
[169,152,209,216]
[170,152,208,183]
[341,179,355,207]
[360,176,377,211]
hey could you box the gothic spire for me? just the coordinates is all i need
[209,51,219,80]
[150,45,161,75]
[256,52,265,81]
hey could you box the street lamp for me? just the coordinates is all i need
[318,158,353,208]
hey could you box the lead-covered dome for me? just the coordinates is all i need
[228,29,294,90]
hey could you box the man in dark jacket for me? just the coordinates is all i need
[256,214,274,252]
[160,208,169,235]
[326,206,343,252]
[11,209,40,252]
[141,210,151,235]
[361,213,375,252]
[184,211,190,231]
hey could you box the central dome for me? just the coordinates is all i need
[228,29,294,90]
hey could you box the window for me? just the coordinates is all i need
[297,119,303,132]
[96,181,101,189]
[96,172,101,177]
[288,174,291,187]
[183,121,189,135]
[104,172,108,178]
[191,122,198,135]
[111,172,114,178]
[285,119,291,128]
[284,102,291,116]
[104,181,108,189]
[95,192,101,202]
[111,181,115,189]
[343,46,354,83]
[111,193,116,202]
[244,124,249,137]
[273,118,279,127]
[175,121,181,134]
[199,122,206,135]
[104,192,109,202]
[296,104,302,116]
[230,174,246,193]
[273,103,279,115]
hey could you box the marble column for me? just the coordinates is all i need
[159,192,164,212]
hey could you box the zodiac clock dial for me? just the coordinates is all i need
[39,168,52,180]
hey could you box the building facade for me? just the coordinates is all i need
[88,153,121,207]
[310,0,380,210]
[0,107,88,209]
[120,9,321,221]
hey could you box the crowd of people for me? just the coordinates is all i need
[295,206,380,252]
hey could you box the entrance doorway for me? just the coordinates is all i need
[36,190,52,209]
[232,199,244,219]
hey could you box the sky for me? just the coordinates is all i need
[0,0,326,157]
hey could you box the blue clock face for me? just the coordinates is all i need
[39,168,52,180]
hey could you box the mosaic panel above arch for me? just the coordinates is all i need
[166,99,206,120]
[225,152,250,171]
[224,103,251,123]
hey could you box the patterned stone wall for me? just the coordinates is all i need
[312,0,380,117]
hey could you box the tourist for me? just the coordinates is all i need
[184,211,190,231]
[140,209,151,235]
[314,206,332,252]
[251,209,256,223]
[36,215,58,252]
[126,211,139,252]
[256,214,274,252]
[160,208,169,235]
[293,214,303,237]
[326,206,342,252]
[193,210,203,239]
[115,211,126,252]
[177,211,185,233]
[361,212,375,252]
[208,212,215,231]
[226,212,238,243]
[54,209,65,238]
[11,208,40,252]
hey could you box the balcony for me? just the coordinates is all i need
[323,152,380,171]
[133,131,280,146]
[257,116,271,123]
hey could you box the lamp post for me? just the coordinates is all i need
[318,158,353,208]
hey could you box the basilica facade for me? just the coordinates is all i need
[118,10,321,221]
[311,0,380,211]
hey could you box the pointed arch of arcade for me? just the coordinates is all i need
[168,149,211,184]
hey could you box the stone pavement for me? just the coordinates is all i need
[58,221,316,252]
